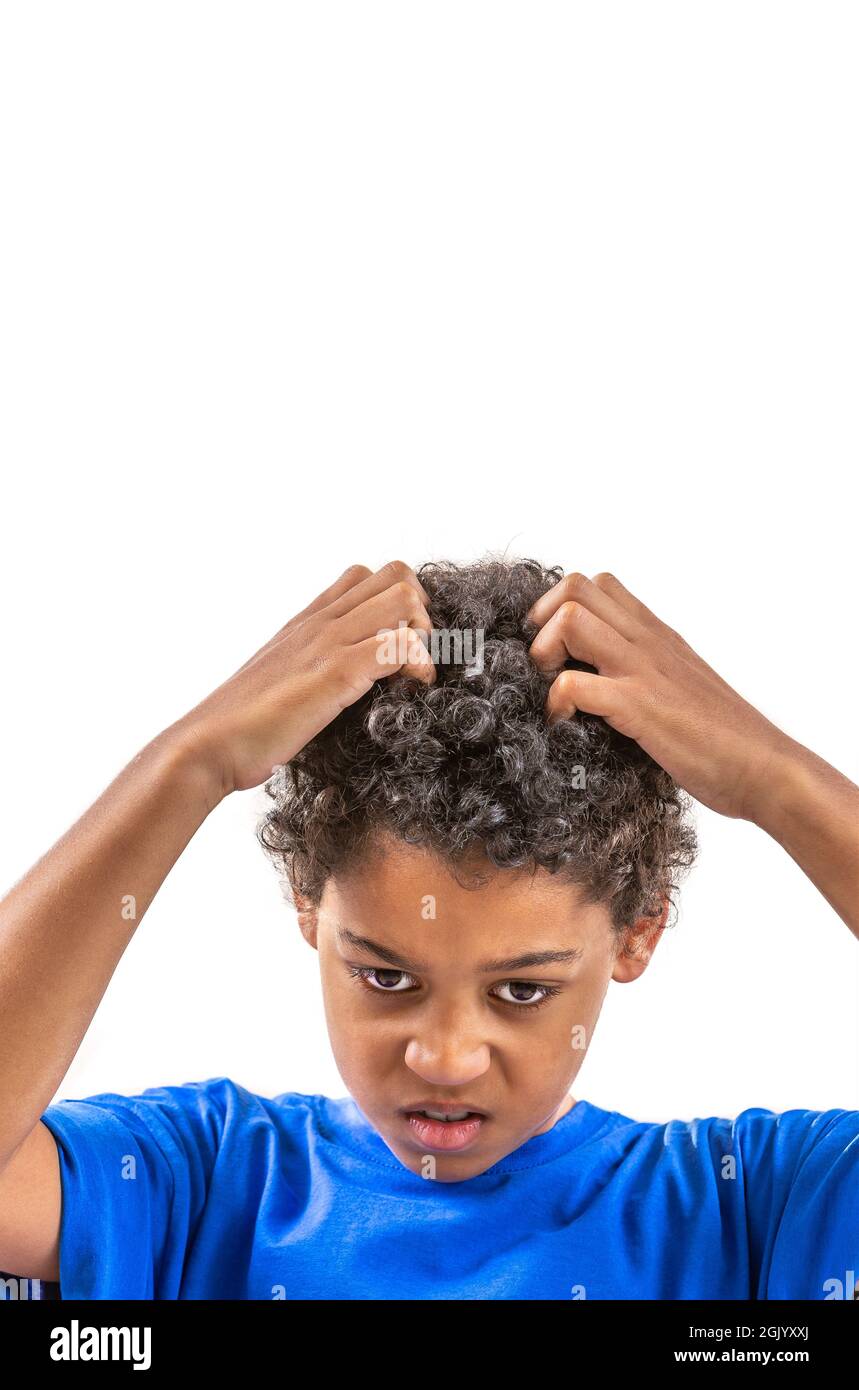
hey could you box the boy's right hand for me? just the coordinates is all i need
[171,561,436,798]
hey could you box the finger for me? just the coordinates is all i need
[589,572,683,644]
[227,558,414,678]
[323,559,431,619]
[544,669,624,724]
[289,564,375,625]
[334,582,434,648]
[325,628,436,718]
[528,600,634,677]
[356,627,437,685]
[527,571,647,643]
[229,565,375,678]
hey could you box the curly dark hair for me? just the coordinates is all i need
[256,556,698,943]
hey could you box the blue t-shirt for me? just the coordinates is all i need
[39,1077,859,1300]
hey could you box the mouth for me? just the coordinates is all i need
[400,1101,489,1119]
[400,1105,488,1152]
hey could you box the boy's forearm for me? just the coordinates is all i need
[746,735,859,941]
[0,721,224,1171]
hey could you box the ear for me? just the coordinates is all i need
[610,895,670,984]
[293,892,321,950]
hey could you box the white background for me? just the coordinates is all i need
[1,2,856,1124]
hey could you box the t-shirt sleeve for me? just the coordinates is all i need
[39,1078,232,1299]
[732,1106,859,1300]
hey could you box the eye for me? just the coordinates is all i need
[348,965,561,1012]
[492,981,562,1009]
[348,966,417,993]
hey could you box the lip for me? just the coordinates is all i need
[402,1110,486,1152]
[400,1101,489,1118]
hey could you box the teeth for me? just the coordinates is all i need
[423,1109,471,1121]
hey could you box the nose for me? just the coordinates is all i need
[404,1031,491,1087]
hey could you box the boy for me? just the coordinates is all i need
[0,558,856,1299]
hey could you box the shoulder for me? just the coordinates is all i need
[601,1101,859,1143]
[41,1076,327,1162]
[46,1074,321,1115]
[580,1101,859,1236]
[709,1104,859,1178]
[580,1101,859,1176]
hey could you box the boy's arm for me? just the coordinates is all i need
[744,736,859,942]
[0,726,221,1176]
[526,570,859,941]
[0,728,218,1284]
[0,1120,65,1282]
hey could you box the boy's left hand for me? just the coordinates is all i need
[526,571,791,823]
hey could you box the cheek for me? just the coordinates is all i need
[504,981,606,1070]
[323,976,392,1048]
[562,981,610,1052]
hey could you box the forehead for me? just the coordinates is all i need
[320,833,609,964]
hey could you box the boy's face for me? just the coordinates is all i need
[299,833,664,1181]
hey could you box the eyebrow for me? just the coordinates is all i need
[336,926,584,974]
